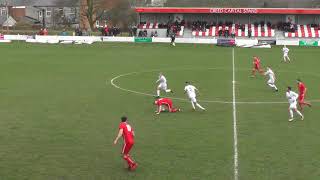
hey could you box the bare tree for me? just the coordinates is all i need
[81,0,118,30]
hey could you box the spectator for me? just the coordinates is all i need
[154,31,158,37]
[143,30,148,37]
[43,28,48,35]
[231,28,236,38]
[248,29,252,38]
[39,28,44,35]
[60,29,68,36]
[225,26,229,38]
[104,25,109,36]
[82,29,88,36]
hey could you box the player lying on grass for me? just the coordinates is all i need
[286,86,304,122]
[251,56,264,77]
[156,73,173,98]
[113,116,138,171]
[297,79,312,110]
[184,82,206,111]
[264,66,278,92]
[154,97,180,115]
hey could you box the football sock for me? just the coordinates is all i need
[156,90,160,96]
[191,102,195,109]
[165,89,171,93]
[196,103,205,110]
[296,110,303,118]
[123,155,135,167]
[289,109,293,119]
[287,57,291,61]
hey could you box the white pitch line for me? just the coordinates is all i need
[232,48,239,180]
[109,68,320,104]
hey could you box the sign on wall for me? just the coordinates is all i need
[299,40,318,46]
[134,37,152,43]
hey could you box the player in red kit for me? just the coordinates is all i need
[297,79,312,110]
[251,56,264,77]
[113,116,138,171]
[154,98,180,115]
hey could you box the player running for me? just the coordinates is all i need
[184,82,206,111]
[297,79,312,110]
[113,116,138,171]
[286,87,304,122]
[154,97,180,115]
[251,56,264,77]
[156,73,173,98]
[264,66,278,92]
[282,45,291,62]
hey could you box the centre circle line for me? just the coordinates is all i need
[109,67,320,104]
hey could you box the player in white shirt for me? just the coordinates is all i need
[286,86,304,122]
[282,45,291,62]
[156,73,172,97]
[184,82,206,111]
[264,66,278,92]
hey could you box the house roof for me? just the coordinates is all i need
[0,0,79,7]
[0,16,6,25]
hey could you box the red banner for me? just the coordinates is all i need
[135,7,320,15]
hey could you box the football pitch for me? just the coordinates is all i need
[0,42,320,180]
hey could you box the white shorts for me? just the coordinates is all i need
[267,78,275,84]
[158,83,167,91]
[188,94,197,103]
[289,102,297,109]
[283,53,289,57]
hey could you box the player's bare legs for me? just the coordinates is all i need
[284,56,291,63]
[191,101,205,111]
[299,101,312,110]
[267,83,278,92]
[251,68,257,77]
[259,68,264,75]
[123,154,137,171]
[156,88,172,97]
[288,108,304,121]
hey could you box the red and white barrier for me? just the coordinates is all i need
[285,25,320,38]
[192,24,275,37]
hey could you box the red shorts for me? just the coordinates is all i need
[122,142,134,155]
[299,94,305,103]
[254,65,260,70]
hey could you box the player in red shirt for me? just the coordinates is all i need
[113,116,138,171]
[297,79,312,110]
[251,56,264,77]
[154,98,180,115]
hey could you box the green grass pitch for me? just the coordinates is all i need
[0,42,320,180]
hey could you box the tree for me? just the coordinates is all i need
[104,0,137,29]
[81,0,118,30]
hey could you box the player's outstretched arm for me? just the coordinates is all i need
[113,129,123,145]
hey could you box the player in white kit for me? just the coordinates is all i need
[264,66,278,92]
[282,45,291,62]
[286,86,304,122]
[156,73,172,97]
[184,82,206,111]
